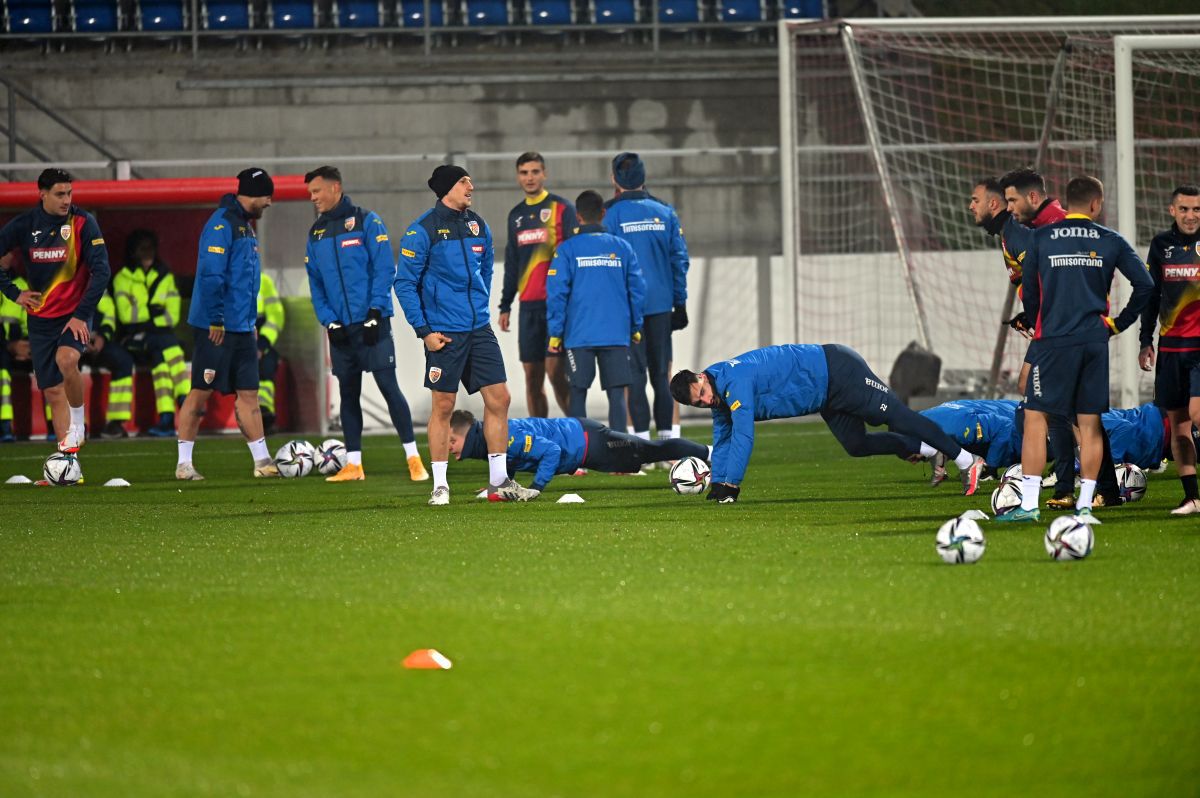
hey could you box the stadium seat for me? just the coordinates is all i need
[528,0,570,25]
[73,0,121,32]
[658,0,699,23]
[462,0,507,26]
[718,0,761,22]
[398,0,443,26]
[269,0,315,27]
[590,0,635,24]
[780,0,821,18]
[5,0,56,33]
[337,0,382,27]
[138,0,186,30]
[204,0,251,28]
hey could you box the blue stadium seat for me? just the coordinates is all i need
[337,0,381,27]
[528,0,570,25]
[399,0,443,25]
[719,0,760,22]
[658,0,698,23]
[204,0,251,28]
[73,0,121,31]
[270,0,315,27]
[591,0,634,23]
[6,1,56,33]
[138,0,186,30]
[462,0,507,26]
[780,0,821,18]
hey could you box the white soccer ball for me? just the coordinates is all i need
[1115,463,1147,502]
[1002,463,1023,483]
[315,439,348,475]
[669,456,711,495]
[990,480,1023,515]
[1044,515,1095,561]
[274,440,314,478]
[935,517,986,564]
[43,452,82,486]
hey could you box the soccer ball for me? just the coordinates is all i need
[1044,515,1094,561]
[990,480,1023,515]
[1002,463,1023,483]
[43,452,82,486]
[935,517,986,564]
[669,457,710,495]
[315,439,348,476]
[1115,463,1147,502]
[274,440,315,478]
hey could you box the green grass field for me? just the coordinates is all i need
[1,423,1198,797]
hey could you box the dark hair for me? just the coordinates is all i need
[1171,184,1200,202]
[670,370,702,406]
[575,190,604,223]
[37,168,73,191]
[304,165,342,184]
[516,152,545,169]
[1065,175,1104,207]
[450,409,476,432]
[125,229,160,263]
[976,177,1003,197]
[999,168,1046,196]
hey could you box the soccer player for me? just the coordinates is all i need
[175,168,279,480]
[0,168,111,453]
[1138,184,1200,514]
[395,164,534,505]
[302,165,427,483]
[670,344,985,503]
[546,190,645,430]
[605,152,689,443]
[447,409,710,496]
[498,152,576,417]
[997,176,1153,522]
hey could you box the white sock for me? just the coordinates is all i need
[1077,479,1097,510]
[657,429,674,440]
[1021,475,1042,511]
[177,439,194,466]
[431,461,448,490]
[626,426,634,434]
[671,424,680,438]
[348,450,362,466]
[69,404,85,428]
[635,430,650,441]
[919,443,938,459]
[247,437,269,463]
[488,452,507,486]
[402,441,418,459]
[953,450,975,469]
[707,445,713,460]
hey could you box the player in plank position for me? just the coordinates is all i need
[447,409,710,497]
[670,344,985,503]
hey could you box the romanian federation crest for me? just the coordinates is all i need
[60,224,72,240]
[344,217,356,232]
[466,220,480,237]
[539,208,552,223]
[428,366,442,383]
[203,369,216,384]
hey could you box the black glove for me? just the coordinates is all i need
[671,304,689,331]
[1005,312,1031,334]
[707,482,740,503]
[327,321,349,345]
[363,308,382,346]
[148,302,166,318]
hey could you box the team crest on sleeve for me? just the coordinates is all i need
[203,369,216,384]
[428,366,442,383]
[60,224,72,240]
[540,208,552,223]
[467,221,480,237]
[344,217,356,232]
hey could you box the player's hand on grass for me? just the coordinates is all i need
[1139,346,1155,372]
[208,324,225,345]
[65,317,90,343]
[363,308,382,346]
[16,289,41,311]
[707,482,739,503]
[424,332,452,352]
[498,311,511,332]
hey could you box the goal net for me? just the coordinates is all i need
[779,16,1200,402]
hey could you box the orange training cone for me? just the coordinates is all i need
[403,649,453,670]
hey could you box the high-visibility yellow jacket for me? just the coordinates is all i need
[112,263,181,331]
[257,272,285,348]
[0,276,29,341]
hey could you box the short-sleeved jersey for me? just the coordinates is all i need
[1138,224,1200,352]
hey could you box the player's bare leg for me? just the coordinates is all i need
[998,407,1046,522]
[480,381,535,501]
[1169,404,1200,514]
[1075,413,1103,516]
[175,388,211,480]
[545,355,571,416]
[53,346,85,451]
[235,389,277,477]
[427,390,456,505]
[522,361,548,418]
[1017,361,1031,395]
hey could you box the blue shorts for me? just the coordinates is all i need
[27,313,87,390]
[329,317,398,378]
[191,327,259,395]
[517,301,560,363]
[1153,349,1200,410]
[1025,339,1109,416]
[630,310,673,376]
[566,346,633,391]
[820,343,899,423]
[425,325,507,394]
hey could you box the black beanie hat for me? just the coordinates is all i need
[429,164,470,200]
[237,167,274,198]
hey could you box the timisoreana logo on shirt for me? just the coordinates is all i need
[620,218,666,233]
[1048,254,1103,268]
[576,255,622,268]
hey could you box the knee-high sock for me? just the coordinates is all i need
[339,372,364,452]
[372,369,416,443]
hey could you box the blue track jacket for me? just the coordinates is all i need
[462,417,588,491]
[188,194,263,332]
[603,190,688,316]
[305,195,395,326]
[705,344,830,486]
[395,202,494,337]
[546,223,645,348]
[1104,403,1167,469]
[922,399,1021,468]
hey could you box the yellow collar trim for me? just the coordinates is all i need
[1065,213,1091,220]
[525,190,549,206]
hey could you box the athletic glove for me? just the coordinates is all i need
[1005,312,1033,338]
[707,482,740,503]
[327,321,349,345]
[148,302,166,318]
[671,304,689,331]
[363,308,382,346]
